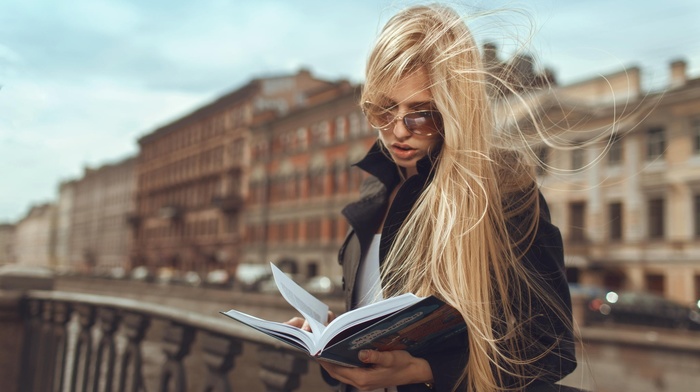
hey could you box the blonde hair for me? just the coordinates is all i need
[362,5,572,391]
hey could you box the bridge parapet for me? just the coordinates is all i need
[0,289,313,392]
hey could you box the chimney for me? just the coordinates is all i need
[670,59,687,88]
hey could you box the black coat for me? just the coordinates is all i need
[331,141,576,392]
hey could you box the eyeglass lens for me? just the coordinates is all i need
[364,103,443,136]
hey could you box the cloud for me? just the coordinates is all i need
[0,0,699,222]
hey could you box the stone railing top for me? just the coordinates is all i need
[0,265,55,291]
[0,264,54,277]
[25,289,300,353]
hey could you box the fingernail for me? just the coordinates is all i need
[359,350,369,362]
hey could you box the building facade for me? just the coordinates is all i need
[14,203,56,268]
[54,180,76,273]
[0,223,15,265]
[68,157,135,274]
[132,69,336,277]
[539,60,700,304]
[244,84,376,278]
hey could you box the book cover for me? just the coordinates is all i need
[318,296,467,367]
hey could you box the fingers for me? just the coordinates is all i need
[359,350,393,367]
[301,320,311,332]
[328,310,337,323]
[319,350,433,389]
[284,317,312,331]
[318,361,365,388]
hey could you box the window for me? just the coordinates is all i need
[349,113,362,138]
[306,262,318,278]
[569,202,586,243]
[648,198,665,239]
[535,147,548,175]
[335,116,347,142]
[312,122,330,145]
[290,221,299,243]
[645,273,665,296]
[296,127,308,150]
[608,136,623,166]
[328,217,337,243]
[647,127,666,160]
[309,171,325,197]
[694,195,700,237]
[306,219,321,242]
[571,148,585,170]
[609,202,623,241]
[329,166,341,194]
[693,119,700,155]
[348,167,364,191]
[253,140,269,162]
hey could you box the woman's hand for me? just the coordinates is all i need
[284,311,337,332]
[319,349,433,390]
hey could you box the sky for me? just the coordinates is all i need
[1,0,699,223]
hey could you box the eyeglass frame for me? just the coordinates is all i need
[362,101,444,137]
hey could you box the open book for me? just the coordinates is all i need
[221,264,467,367]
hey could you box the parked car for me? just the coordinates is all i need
[235,263,271,291]
[568,283,606,300]
[182,271,202,287]
[304,275,342,296]
[130,266,154,282]
[587,290,700,331]
[108,267,127,280]
[155,267,177,285]
[204,269,233,289]
[257,272,305,294]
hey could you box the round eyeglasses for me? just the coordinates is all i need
[362,101,444,137]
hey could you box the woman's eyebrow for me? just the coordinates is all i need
[407,100,435,109]
[380,98,434,109]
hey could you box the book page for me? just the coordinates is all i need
[318,293,421,349]
[271,263,329,336]
[221,309,315,351]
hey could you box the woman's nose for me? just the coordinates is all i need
[391,116,412,139]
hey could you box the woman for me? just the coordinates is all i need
[291,4,577,391]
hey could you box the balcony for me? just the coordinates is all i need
[212,194,243,213]
[158,205,182,221]
[126,213,141,227]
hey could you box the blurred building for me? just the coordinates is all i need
[538,60,700,304]
[132,69,336,277]
[68,157,136,274]
[54,180,76,273]
[0,223,15,264]
[244,83,375,278]
[14,203,56,268]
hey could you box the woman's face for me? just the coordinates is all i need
[375,69,443,177]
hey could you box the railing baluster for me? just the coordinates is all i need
[158,323,195,392]
[257,347,309,392]
[51,301,73,392]
[92,307,121,392]
[37,300,57,392]
[201,333,242,392]
[69,304,96,392]
[16,292,331,392]
[20,299,43,392]
[117,312,150,392]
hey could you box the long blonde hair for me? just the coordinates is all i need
[362,5,571,391]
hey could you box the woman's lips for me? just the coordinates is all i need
[390,143,418,160]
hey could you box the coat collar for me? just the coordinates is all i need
[341,140,440,260]
[354,140,439,191]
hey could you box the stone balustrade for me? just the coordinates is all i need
[1,289,315,392]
